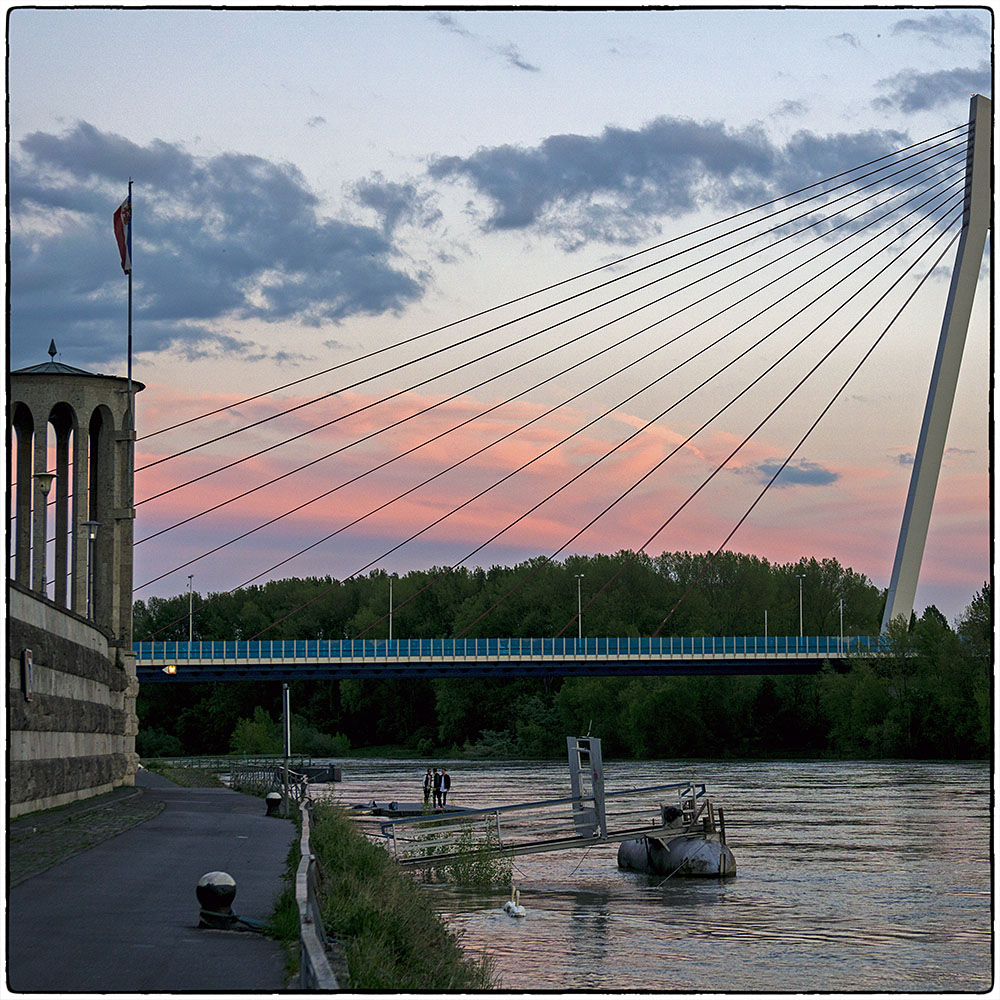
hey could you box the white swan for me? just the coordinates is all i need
[503,887,526,918]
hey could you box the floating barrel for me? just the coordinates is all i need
[617,836,736,878]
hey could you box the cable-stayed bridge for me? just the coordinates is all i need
[17,99,991,679]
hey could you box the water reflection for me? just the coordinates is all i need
[316,757,990,991]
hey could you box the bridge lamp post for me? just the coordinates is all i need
[187,574,194,645]
[575,574,585,641]
[388,574,395,642]
[796,574,806,639]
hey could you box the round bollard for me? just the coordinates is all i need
[265,791,283,816]
[197,871,237,929]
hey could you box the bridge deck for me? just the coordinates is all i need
[134,634,884,682]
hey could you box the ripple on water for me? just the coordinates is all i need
[314,757,990,991]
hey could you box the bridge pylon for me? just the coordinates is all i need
[881,93,992,632]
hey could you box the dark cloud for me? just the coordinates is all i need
[891,11,991,47]
[9,123,424,368]
[873,62,991,113]
[351,172,442,236]
[428,116,907,248]
[746,459,840,488]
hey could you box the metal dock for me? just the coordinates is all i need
[376,738,724,868]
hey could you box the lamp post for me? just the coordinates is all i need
[187,574,194,645]
[796,574,806,639]
[574,574,585,641]
[34,472,55,596]
[83,520,100,618]
[388,574,395,642]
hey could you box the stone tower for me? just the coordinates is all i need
[7,341,145,815]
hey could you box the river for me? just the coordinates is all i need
[316,757,991,992]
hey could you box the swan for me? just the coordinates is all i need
[503,887,526,918]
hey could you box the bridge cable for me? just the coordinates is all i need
[449,204,966,639]
[137,187,960,641]
[134,168,965,590]
[247,192,961,640]
[137,123,968,444]
[135,167,964,637]
[134,135,969,482]
[134,137,967,505]
[645,230,962,636]
[492,207,967,641]
[134,151,967,561]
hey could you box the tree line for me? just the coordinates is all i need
[133,551,991,761]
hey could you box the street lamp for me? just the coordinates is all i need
[187,574,194,644]
[83,520,100,618]
[574,574,585,641]
[796,574,806,638]
[34,473,55,596]
[388,574,395,642]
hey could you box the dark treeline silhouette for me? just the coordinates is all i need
[134,552,991,761]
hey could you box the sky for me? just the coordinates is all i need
[7,5,993,629]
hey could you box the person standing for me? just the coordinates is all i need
[422,768,432,807]
[433,767,442,808]
[441,768,451,807]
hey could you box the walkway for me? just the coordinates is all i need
[7,769,296,993]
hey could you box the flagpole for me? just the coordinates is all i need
[127,178,133,403]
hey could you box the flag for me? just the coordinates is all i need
[113,194,132,274]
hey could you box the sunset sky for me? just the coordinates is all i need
[8,7,992,627]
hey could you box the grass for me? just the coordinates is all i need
[268,838,303,984]
[308,800,498,990]
[142,763,226,788]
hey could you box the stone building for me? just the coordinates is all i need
[8,342,144,817]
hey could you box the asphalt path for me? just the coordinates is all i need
[7,770,296,993]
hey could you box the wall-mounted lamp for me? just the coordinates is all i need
[83,520,101,618]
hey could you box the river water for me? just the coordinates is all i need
[316,757,991,992]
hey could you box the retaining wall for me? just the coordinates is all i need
[8,583,139,817]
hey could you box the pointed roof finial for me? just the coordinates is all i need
[48,339,57,359]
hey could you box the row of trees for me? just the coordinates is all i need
[134,552,991,761]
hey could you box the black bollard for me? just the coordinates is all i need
[197,871,238,929]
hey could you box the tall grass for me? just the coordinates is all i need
[308,801,498,990]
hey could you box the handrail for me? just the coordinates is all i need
[296,799,339,989]
[134,634,886,661]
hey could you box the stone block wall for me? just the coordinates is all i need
[8,584,139,818]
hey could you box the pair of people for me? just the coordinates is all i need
[421,767,451,808]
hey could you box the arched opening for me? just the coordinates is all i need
[89,405,116,629]
[10,403,34,587]
[48,402,77,608]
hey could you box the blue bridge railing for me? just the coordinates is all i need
[134,634,886,662]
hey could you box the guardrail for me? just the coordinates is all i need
[380,780,707,867]
[142,754,314,771]
[296,799,339,989]
[135,634,884,662]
